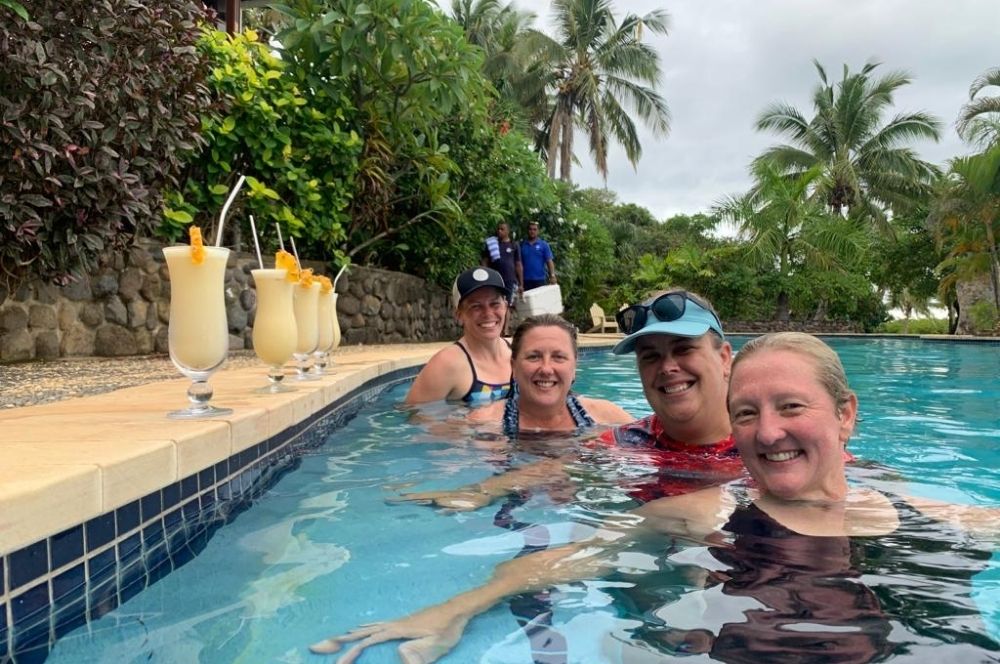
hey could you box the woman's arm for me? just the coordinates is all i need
[405,347,471,404]
[905,496,1000,540]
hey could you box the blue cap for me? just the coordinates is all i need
[611,297,725,355]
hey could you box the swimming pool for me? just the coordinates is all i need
[46,338,1000,662]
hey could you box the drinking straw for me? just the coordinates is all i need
[290,236,301,269]
[275,223,285,251]
[248,214,264,269]
[215,174,247,246]
[333,264,348,290]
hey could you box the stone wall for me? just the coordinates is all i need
[0,240,460,363]
[726,320,863,334]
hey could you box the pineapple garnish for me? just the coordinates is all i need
[189,226,206,264]
[298,268,315,288]
[317,275,333,294]
[275,250,299,282]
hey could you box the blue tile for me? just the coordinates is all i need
[87,549,116,587]
[163,508,182,533]
[182,499,199,523]
[198,467,215,491]
[49,525,84,571]
[88,578,118,621]
[118,572,146,608]
[162,482,181,510]
[116,500,140,535]
[145,546,172,587]
[180,474,198,500]
[8,541,48,591]
[140,490,162,523]
[0,556,4,595]
[51,563,85,605]
[142,520,165,551]
[200,490,217,513]
[213,458,230,482]
[12,640,50,664]
[10,583,49,651]
[53,599,86,640]
[0,600,7,659]
[117,533,142,565]
[85,512,116,551]
[118,559,146,601]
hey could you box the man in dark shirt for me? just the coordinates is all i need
[481,222,523,332]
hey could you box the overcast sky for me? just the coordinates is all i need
[514,0,1000,220]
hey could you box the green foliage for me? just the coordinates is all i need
[0,0,210,288]
[877,318,948,335]
[967,300,998,334]
[0,0,27,20]
[162,29,361,265]
[274,0,495,267]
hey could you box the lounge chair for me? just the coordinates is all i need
[588,303,619,333]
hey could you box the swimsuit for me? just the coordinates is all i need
[454,341,512,404]
[501,381,595,436]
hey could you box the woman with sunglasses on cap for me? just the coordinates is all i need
[405,267,514,405]
[396,290,745,510]
[310,333,1000,663]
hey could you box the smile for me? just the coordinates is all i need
[764,450,802,462]
[659,382,693,395]
[533,380,558,388]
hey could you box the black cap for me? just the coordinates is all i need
[452,267,507,307]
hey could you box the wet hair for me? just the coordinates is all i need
[731,332,854,410]
[510,314,578,359]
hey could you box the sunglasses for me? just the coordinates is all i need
[615,292,720,336]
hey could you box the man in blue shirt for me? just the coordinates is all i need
[520,221,556,291]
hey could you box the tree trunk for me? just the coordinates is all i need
[546,111,561,180]
[775,291,790,322]
[559,111,573,182]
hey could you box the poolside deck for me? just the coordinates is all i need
[0,334,621,556]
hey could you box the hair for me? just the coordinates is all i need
[640,288,724,348]
[732,332,854,409]
[510,314,578,358]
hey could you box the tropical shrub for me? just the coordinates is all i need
[162,28,361,266]
[0,0,210,288]
[877,318,948,335]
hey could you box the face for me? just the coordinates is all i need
[513,325,576,410]
[527,223,539,239]
[634,333,732,441]
[728,349,857,502]
[457,288,507,338]
[497,223,510,241]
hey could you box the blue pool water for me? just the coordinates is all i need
[47,338,999,662]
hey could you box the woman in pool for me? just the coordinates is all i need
[311,332,999,663]
[405,267,514,405]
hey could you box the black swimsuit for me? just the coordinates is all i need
[454,341,512,404]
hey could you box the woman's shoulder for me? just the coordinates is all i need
[577,396,633,425]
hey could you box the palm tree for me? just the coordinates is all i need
[928,146,1000,311]
[715,162,866,321]
[754,60,941,230]
[958,67,1000,148]
[528,0,671,182]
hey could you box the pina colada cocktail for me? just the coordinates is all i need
[251,268,297,392]
[163,228,232,418]
[312,276,337,376]
[292,270,321,380]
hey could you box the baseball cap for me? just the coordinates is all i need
[612,292,725,355]
[452,267,507,308]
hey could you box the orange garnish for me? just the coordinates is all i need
[317,275,333,293]
[275,250,299,282]
[298,268,315,287]
[189,226,205,264]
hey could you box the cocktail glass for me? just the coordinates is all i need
[251,268,297,393]
[163,245,233,419]
[312,290,339,376]
[292,279,321,380]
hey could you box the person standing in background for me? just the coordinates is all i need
[520,221,556,291]
[482,222,523,326]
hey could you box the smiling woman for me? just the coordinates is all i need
[404,267,513,404]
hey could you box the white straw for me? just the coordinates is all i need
[333,264,348,290]
[275,223,285,250]
[289,236,301,269]
[248,214,264,269]
[215,174,247,246]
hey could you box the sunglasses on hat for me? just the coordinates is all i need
[615,291,721,336]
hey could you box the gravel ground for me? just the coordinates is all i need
[0,351,262,409]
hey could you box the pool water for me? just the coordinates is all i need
[47,339,1000,663]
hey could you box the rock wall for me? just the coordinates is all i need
[0,240,460,363]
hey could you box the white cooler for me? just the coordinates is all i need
[521,284,563,316]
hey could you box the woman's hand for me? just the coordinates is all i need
[387,488,494,511]
[309,606,470,664]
